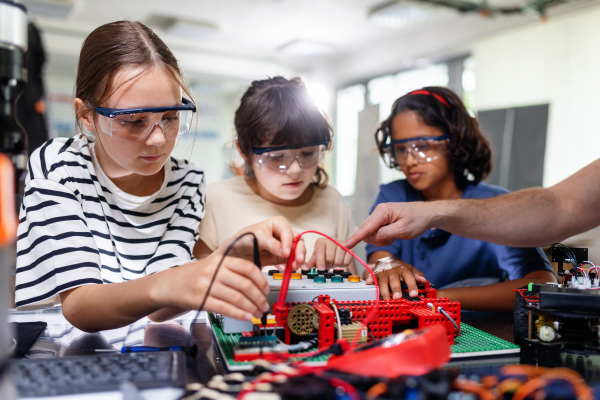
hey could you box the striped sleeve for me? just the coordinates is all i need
[15,178,103,309]
[145,172,206,275]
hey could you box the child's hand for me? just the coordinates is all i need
[153,252,270,321]
[216,216,306,269]
[365,259,428,300]
[305,237,353,271]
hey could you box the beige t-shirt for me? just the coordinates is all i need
[198,176,357,259]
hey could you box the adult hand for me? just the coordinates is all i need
[344,202,434,249]
[305,237,354,271]
[365,258,428,300]
[152,253,270,321]
[216,216,306,270]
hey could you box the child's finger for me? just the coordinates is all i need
[294,237,306,265]
[387,272,403,300]
[211,281,265,319]
[378,275,391,300]
[399,267,419,298]
[202,296,253,321]
[305,254,316,270]
[267,217,294,257]
[314,240,327,270]
[333,248,346,266]
[342,251,353,267]
[224,256,270,296]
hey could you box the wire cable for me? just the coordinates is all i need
[438,307,460,337]
[188,232,260,347]
[330,301,343,341]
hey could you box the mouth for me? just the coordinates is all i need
[283,181,303,189]
[406,171,423,180]
[140,154,163,162]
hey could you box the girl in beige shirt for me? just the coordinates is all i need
[194,77,357,275]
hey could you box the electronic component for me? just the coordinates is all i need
[514,245,600,351]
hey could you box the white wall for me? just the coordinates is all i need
[472,5,600,188]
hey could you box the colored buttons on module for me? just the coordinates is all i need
[331,276,343,283]
[314,276,326,283]
[291,273,302,280]
[348,275,361,283]
[273,273,284,280]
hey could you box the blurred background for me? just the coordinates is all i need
[21,0,600,260]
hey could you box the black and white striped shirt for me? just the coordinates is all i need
[15,135,206,309]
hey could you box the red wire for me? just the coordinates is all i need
[273,230,380,349]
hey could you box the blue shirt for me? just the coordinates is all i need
[365,180,553,289]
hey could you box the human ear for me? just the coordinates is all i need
[74,98,95,133]
[236,140,250,165]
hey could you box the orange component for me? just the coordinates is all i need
[291,273,302,280]
[0,154,17,246]
[348,275,360,282]
[273,273,284,280]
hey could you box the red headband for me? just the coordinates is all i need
[408,90,450,108]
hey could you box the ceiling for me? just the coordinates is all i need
[27,0,600,91]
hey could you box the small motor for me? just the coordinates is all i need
[536,313,558,342]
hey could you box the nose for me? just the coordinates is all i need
[286,156,303,175]
[405,150,419,167]
[145,123,167,147]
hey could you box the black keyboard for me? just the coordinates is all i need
[10,351,186,397]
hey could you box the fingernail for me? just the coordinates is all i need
[244,313,253,321]
[393,292,401,300]
[262,303,270,312]
[410,290,418,297]
[301,264,308,270]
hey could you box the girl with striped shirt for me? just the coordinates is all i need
[15,21,304,332]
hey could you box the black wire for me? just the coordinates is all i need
[188,232,261,347]
[550,243,578,277]
[439,307,460,338]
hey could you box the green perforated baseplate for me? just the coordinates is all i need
[209,315,520,372]
[451,323,520,358]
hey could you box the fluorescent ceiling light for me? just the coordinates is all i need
[147,15,219,40]
[165,20,218,40]
[369,1,437,29]
[278,40,333,57]
[24,0,74,19]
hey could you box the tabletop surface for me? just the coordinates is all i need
[9,308,600,390]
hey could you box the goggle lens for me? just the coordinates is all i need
[385,137,448,168]
[257,145,325,172]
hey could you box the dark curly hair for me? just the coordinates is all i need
[234,76,333,188]
[375,86,492,190]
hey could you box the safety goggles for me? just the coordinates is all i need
[93,98,196,142]
[252,141,328,173]
[383,135,449,168]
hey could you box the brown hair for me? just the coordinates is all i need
[75,20,194,133]
[375,86,492,190]
[234,76,333,188]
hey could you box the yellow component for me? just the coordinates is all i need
[291,273,302,280]
[251,317,261,325]
[273,273,284,280]
[348,275,361,283]
[535,313,557,342]
[336,321,368,343]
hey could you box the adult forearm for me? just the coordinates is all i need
[60,274,162,332]
[433,187,566,247]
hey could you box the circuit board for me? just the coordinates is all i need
[208,313,520,372]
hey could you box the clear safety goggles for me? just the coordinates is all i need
[252,141,328,173]
[383,134,449,168]
[93,98,196,142]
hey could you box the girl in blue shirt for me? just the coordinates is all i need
[366,87,555,312]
